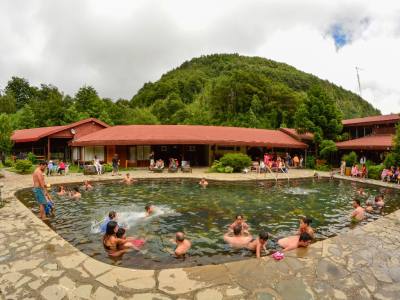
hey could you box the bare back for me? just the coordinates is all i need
[33,167,45,188]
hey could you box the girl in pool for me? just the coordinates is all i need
[229,214,250,235]
[297,216,314,239]
[116,228,145,249]
[102,221,140,257]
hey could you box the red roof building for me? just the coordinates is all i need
[336,134,393,151]
[279,128,314,142]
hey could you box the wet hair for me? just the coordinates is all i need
[259,231,269,241]
[58,185,64,192]
[375,195,384,202]
[233,224,242,236]
[105,221,118,236]
[108,211,116,219]
[73,187,79,192]
[176,232,185,242]
[354,199,361,206]
[39,161,47,166]
[145,203,152,212]
[235,214,244,220]
[300,216,312,226]
[299,232,312,242]
[116,227,125,239]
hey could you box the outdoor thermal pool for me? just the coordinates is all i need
[17,178,400,269]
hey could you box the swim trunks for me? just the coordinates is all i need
[33,187,47,205]
[45,201,54,215]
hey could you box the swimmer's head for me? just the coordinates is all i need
[298,232,312,247]
[58,185,64,192]
[353,199,361,207]
[116,227,126,239]
[259,231,269,243]
[375,195,384,202]
[106,221,118,235]
[126,173,130,177]
[233,224,242,236]
[300,216,312,227]
[73,187,79,192]
[235,214,244,223]
[109,211,116,220]
[145,203,153,213]
[176,232,185,242]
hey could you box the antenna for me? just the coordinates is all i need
[355,66,363,96]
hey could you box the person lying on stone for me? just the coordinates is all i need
[278,232,312,252]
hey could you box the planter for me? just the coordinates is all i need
[345,167,351,176]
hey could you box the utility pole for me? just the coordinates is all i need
[355,66,363,96]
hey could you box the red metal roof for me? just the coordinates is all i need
[279,128,314,141]
[12,118,109,143]
[336,134,393,150]
[72,125,308,149]
[342,114,400,127]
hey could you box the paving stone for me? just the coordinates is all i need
[44,263,58,270]
[332,289,347,300]
[83,259,112,277]
[371,266,393,283]
[119,276,156,290]
[130,293,172,300]
[196,288,223,300]
[1,271,23,283]
[275,278,314,300]
[316,259,349,281]
[28,279,43,290]
[11,258,43,271]
[14,275,31,288]
[59,275,76,289]
[92,286,116,300]
[69,284,92,299]
[225,286,245,296]
[57,253,86,269]
[158,268,208,295]
[40,284,67,300]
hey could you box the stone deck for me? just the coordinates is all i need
[0,169,400,300]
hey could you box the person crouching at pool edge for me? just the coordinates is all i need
[145,203,155,216]
[247,231,269,258]
[172,232,191,258]
[351,199,365,222]
[278,232,313,252]
[103,221,139,257]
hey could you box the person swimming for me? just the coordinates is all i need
[278,232,313,252]
[83,180,93,191]
[199,178,208,188]
[298,216,314,238]
[228,214,249,235]
[122,173,136,185]
[57,185,66,196]
[375,195,385,208]
[223,225,253,249]
[145,203,155,217]
[100,211,117,233]
[351,199,365,221]
[246,231,269,258]
[70,187,81,199]
[102,221,138,257]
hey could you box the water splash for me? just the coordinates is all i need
[283,187,318,195]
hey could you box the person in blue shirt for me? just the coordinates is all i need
[100,211,117,233]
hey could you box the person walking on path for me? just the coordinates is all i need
[32,162,51,220]
[112,154,120,176]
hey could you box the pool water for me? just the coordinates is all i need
[17,178,400,269]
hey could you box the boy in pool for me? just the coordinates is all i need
[351,199,365,221]
[229,214,249,235]
[100,211,117,233]
[83,180,93,191]
[145,203,155,217]
[199,177,208,188]
[70,187,81,200]
[224,225,253,249]
[116,228,145,249]
[122,173,137,184]
[247,231,269,258]
[57,185,66,196]
[278,232,313,252]
[375,195,385,208]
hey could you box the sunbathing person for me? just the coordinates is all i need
[246,231,269,258]
[122,173,136,185]
[83,180,93,191]
[103,221,138,257]
[297,216,314,238]
[278,232,313,252]
[171,232,191,257]
[351,199,365,221]
[224,225,253,249]
[70,187,81,200]
[228,215,249,235]
[199,177,208,188]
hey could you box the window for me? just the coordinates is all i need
[83,146,104,161]
[218,146,235,151]
[129,145,152,161]
[161,146,168,152]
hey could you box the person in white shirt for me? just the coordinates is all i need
[94,156,102,175]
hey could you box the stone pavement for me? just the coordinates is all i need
[0,169,400,299]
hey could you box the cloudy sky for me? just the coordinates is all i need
[1,0,399,113]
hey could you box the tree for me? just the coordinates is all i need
[319,139,337,160]
[16,104,36,129]
[128,108,159,124]
[390,123,400,165]
[0,94,17,114]
[74,86,103,117]
[5,77,36,109]
[0,114,13,164]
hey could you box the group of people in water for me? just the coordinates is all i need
[32,161,387,261]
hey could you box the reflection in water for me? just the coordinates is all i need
[17,178,400,269]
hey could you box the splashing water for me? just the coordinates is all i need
[284,187,318,195]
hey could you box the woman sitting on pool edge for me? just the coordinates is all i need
[102,221,140,257]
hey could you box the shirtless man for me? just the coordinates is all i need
[145,203,155,217]
[199,178,208,188]
[122,173,136,185]
[351,199,365,221]
[223,225,253,249]
[70,187,81,200]
[32,162,51,220]
[278,232,312,252]
[173,232,191,257]
[247,231,269,258]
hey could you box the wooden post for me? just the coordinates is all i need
[47,138,51,161]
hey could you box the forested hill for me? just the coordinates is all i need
[131,54,380,129]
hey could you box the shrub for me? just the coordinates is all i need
[383,153,396,169]
[342,151,358,167]
[367,164,384,180]
[103,164,113,173]
[316,164,331,172]
[15,159,33,174]
[219,153,252,172]
[26,152,37,164]
[319,139,337,159]
[4,158,14,167]
[305,155,315,169]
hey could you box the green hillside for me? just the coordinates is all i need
[131,54,380,129]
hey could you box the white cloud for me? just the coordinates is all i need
[0,0,399,113]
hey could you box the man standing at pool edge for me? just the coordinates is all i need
[32,162,51,220]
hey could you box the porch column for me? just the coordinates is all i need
[304,148,307,168]
[47,138,51,160]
